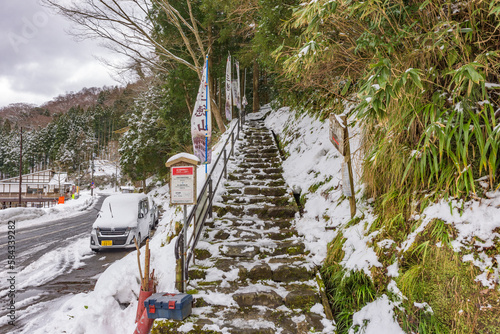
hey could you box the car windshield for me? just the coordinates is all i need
[100,196,140,220]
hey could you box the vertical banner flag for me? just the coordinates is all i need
[236,60,242,111]
[191,58,212,164]
[225,54,232,121]
[232,79,239,109]
[242,68,248,109]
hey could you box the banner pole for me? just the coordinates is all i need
[205,55,209,177]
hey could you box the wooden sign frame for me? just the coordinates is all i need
[166,155,199,205]
[329,114,346,156]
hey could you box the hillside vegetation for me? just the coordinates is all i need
[271,1,500,333]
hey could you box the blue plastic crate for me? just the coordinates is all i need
[144,293,193,320]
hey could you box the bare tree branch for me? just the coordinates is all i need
[42,0,203,74]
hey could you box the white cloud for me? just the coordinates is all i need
[0,0,121,107]
[0,77,48,106]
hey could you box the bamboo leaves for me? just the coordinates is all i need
[357,60,423,119]
[407,102,499,197]
[447,62,486,98]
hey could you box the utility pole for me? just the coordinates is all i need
[18,127,23,207]
[91,153,95,196]
[77,163,81,196]
[115,161,118,192]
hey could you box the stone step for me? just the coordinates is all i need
[243,135,271,140]
[245,187,288,196]
[243,158,282,164]
[221,194,292,206]
[212,217,293,230]
[219,308,325,334]
[211,239,306,258]
[223,186,288,197]
[246,148,279,154]
[228,172,284,181]
[233,286,320,309]
[208,255,310,272]
[237,162,281,169]
[214,204,296,219]
[243,130,269,135]
[244,140,274,146]
[245,153,279,159]
[207,226,298,241]
[225,179,286,188]
[231,167,283,174]
[153,307,325,334]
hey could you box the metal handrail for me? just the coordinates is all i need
[174,116,243,282]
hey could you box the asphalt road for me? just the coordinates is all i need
[0,195,137,333]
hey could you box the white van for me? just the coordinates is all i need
[90,193,152,251]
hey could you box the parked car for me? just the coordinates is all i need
[90,193,152,251]
[148,196,159,229]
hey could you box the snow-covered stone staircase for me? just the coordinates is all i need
[156,118,332,333]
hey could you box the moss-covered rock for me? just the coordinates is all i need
[189,269,206,280]
[284,288,320,311]
[194,248,211,260]
[233,291,283,308]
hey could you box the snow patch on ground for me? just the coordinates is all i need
[348,295,405,334]
[420,196,500,288]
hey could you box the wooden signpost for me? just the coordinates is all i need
[165,153,200,292]
[329,114,356,218]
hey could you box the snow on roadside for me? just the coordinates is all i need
[0,192,97,233]
[0,236,95,299]
[17,185,180,334]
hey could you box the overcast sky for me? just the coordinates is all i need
[0,0,120,108]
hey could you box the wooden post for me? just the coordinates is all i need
[176,253,183,292]
[134,238,144,290]
[343,118,356,218]
[144,239,150,290]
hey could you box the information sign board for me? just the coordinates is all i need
[329,114,346,156]
[171,166,196,204]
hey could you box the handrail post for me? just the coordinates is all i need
[208,177,213,219]
[231,132,235,155]
[237,118,240,140]
[223,149,227,179]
